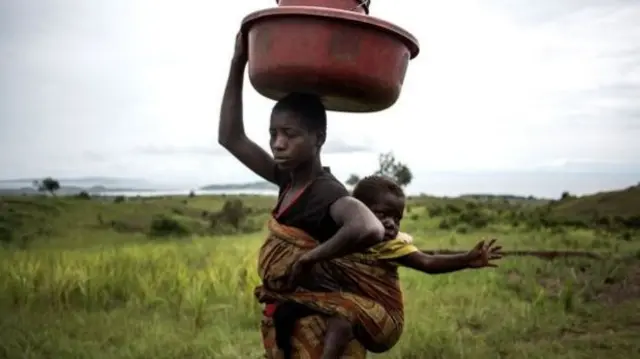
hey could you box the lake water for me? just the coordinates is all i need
[3,172,639,199]
[93,189,279,198]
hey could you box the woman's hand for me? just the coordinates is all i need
[233,30,248,64]
[286,252,316,289]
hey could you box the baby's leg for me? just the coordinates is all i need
[321,316,354,359]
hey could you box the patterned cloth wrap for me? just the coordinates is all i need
[255,218,419,358]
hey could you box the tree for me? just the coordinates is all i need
[345,174,360,186]
[374,152,413,187]
[33,177,61,196]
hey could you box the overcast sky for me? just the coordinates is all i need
[1,0,639,195]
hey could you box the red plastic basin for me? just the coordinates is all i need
[275,0,370,14]
[242,6,419,113]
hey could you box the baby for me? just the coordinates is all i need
[318,175,503,358]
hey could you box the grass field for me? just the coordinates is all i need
[1,190,639,358]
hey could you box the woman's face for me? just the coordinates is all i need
[269,109,320,170]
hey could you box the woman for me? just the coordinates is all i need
[219,31,393,358]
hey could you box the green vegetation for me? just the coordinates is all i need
[32,177,61,196]
[1,184,639,358]
[347,151,412,187]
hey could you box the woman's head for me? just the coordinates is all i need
[352,175,405,240]
[269,93,326,170]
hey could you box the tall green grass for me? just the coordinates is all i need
[1,227,638,358]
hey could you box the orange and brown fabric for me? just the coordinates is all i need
[255,218,418,358]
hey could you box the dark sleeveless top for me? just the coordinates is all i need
[272,166,349,243]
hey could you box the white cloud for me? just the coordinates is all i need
[0,0,638,195]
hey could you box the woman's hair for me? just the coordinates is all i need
[352,175,405,206]
[272,93,326,134]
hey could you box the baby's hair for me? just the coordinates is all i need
[352,175,405,207]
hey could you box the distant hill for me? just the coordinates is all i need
[0,178,279,196]
[549,183,640,220]
[0,177,157,196]
[460,194,538,200]
[0,186,156,196]
[458,194,550,205]
[0,177,153,188]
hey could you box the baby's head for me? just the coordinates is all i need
[352,175,405,240]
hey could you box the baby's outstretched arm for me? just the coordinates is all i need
[394,251,472,274]
[394,239,502,274]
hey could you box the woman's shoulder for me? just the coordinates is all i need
[275,167,349,233]
[295,168,349,215]
[310,168,349,195]
[273,167,347,193]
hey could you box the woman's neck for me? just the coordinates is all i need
[289,156,323,187]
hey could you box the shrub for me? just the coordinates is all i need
[438,218,454,230]
[427,205,445,217]
[445,203,463,214]
[219,199,247,230]
[149,215,190,238]
[75,191,91,200]
[458,210,490,229]
[455,225,470,234]
[110,220,146,234]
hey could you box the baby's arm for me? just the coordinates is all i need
[373,232,472,274]
[393,251,472,274]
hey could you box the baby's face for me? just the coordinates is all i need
[368,192,405,240]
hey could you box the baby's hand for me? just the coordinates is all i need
[466,238,503,268]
